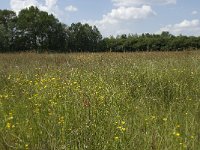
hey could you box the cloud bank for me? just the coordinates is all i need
[10,0,80,22]
[10,0,62,19]
[159,19,200,35]
[112,0,176,6]
[87,0,177,36]
[89,5,156,36]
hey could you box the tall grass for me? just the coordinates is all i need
[0,51,200,149]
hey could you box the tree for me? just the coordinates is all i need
[67,22,102,52]
[0,24,7,51]
[1,7,200,53]
[16,6,68,52]
[0,10,17,52]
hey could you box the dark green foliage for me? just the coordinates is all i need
[0,7,200,52]
[105,32,200,52]
[16,6,68,52]
[0,9,17,52]
[67,22,102,52]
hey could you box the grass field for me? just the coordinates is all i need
[0,51,200,149]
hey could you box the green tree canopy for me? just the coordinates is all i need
[0,10,17,51]
[16,6,68,51]
[1,7,200,53]
[67,22,102,52]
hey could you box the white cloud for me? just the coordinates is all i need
[112,0,176,6]
[65,5,78,12]
[192,10,198,15]
[87,5,156,36]
[10,0,62,19]
[85,0,176,36]
[10,0,38,13]
[159,19,200,35]
[45,0,57,9]
[103,5,156,21]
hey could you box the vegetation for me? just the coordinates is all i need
[0,7,102,52]
[1,7,200,52]
[0,51,200,149]
[0,6,200,149]
[103,33,200,52]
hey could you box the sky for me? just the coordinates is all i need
[1,0,200,37]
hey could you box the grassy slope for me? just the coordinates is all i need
[0,51,200,149]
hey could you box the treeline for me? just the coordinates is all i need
[0,7,102,52]
[1,6,200,53]
[103,33,200,52]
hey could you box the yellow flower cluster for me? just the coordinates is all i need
[58,116,65,124]
[6,112,15,129]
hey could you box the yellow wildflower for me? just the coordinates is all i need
[117,126,126,132]
[6,123,11,129]
[58,116,65,124]
[121,127,126,132]
[176,133,180,137]
[25,144,29,149]
[114,136,119,140]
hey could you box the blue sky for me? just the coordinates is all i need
[1,0,200,36]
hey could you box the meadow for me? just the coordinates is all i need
[0,51,200,149]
